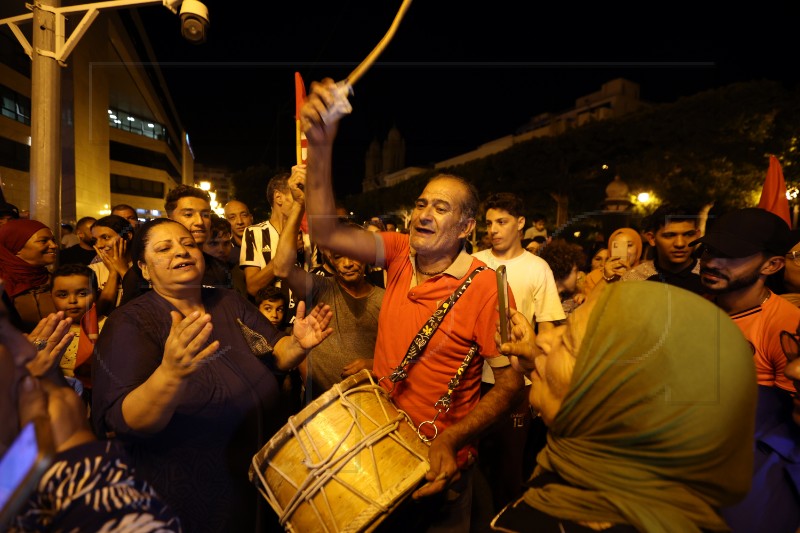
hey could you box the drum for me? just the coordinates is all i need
[250,369,430,532]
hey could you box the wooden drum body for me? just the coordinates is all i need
[250,370,430,532]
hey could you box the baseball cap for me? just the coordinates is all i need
[689,207,793,258]
[0,201,20,219]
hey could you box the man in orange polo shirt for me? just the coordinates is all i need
[692,207,799,393]
[299,78,524,531]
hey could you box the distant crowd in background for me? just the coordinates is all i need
[2,84,799,532]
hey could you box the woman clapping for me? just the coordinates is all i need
[92,218,333,532]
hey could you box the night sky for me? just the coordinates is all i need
[140,0,799,197]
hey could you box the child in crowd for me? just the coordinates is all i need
[255,285,288,331]
[50,263,106,406]
[203,216,234,265]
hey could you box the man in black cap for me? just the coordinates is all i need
[691,207,800,393]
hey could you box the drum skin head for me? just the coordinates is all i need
[250,370,431,532]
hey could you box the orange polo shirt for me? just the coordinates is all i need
[373,232,512,462]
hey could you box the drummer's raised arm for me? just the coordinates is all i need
[301,78,377,265]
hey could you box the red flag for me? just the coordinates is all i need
[74,303,99,388]
[295,72,308,165]
[295,72,310,234]
[757,155,792,228]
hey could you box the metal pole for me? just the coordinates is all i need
[30,0,61,230]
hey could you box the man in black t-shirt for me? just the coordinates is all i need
[59,216,97,266]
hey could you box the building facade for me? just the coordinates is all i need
[0,5,192,224]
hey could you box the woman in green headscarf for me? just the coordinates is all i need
[491,282,757,533]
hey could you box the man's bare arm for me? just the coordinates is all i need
[243,264,277,297]
[302,79,377,264]
[413,363,524,498]
[272,199,313,302]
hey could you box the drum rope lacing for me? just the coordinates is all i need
[379,266,486,442]
[253,378,428,530]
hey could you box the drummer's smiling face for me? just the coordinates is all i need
[139,221,205,292]
[410,177,473,257]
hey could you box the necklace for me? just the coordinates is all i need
[417,264,448,276]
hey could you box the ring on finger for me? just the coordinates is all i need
[33,339,47,351]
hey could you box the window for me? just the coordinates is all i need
[0,85,31,125]
[110,174,165,199]
[108,107,166,141]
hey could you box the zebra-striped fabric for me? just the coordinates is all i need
[9,439,181,532]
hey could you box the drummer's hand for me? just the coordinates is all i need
[412,432,460,500]
[291,301,333,350]
[301,78,341,145]
[161,311,219,378]
[340,358,373,379]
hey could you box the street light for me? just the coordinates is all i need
[0,0,209,232]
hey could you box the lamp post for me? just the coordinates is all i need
[0,0,208,231]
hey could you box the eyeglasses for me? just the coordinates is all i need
[786,251,800,266]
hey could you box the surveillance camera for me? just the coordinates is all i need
[179,0,209,44]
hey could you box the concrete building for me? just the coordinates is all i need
[362,78,644,192]
[0,5,192,225]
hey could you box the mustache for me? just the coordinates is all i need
[700,267,728,280]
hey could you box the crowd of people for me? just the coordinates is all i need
[0,77,798,533]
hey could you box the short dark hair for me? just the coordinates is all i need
[539,239,586,282]
[266,172,291,207]
[51,263,98,293]
[111,203,136,214]
[531,213,546,223]
[210,216,232,239]
[92,214,134,241]
[642,204,699,233]
[256,285,287,305]
[61,223,74,232]
[427,174,479,221]
[165,185,211,215]
[483,192,524,219]
[76,216,97,231]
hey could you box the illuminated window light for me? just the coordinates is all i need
[110,115,117,120]
[107,110,113,114]
[147,123,154,128]
[114,119,122,124]
[127,116,135,121]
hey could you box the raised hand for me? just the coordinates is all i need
[300,78,342,146]
[291,301,333,350]
[288,164,307,203]
[25,311,75,379]
[95,236,129,278]
[496,307,538,375]
[161,311,220,378]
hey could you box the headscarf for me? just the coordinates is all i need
[524,282,757,532]
[582,227,644,294]
[0,219,52,298]
[607,227,643,267]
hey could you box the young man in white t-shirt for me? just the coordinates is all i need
[471,192,565,515]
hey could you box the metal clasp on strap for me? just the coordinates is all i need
[417,395,452,442]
